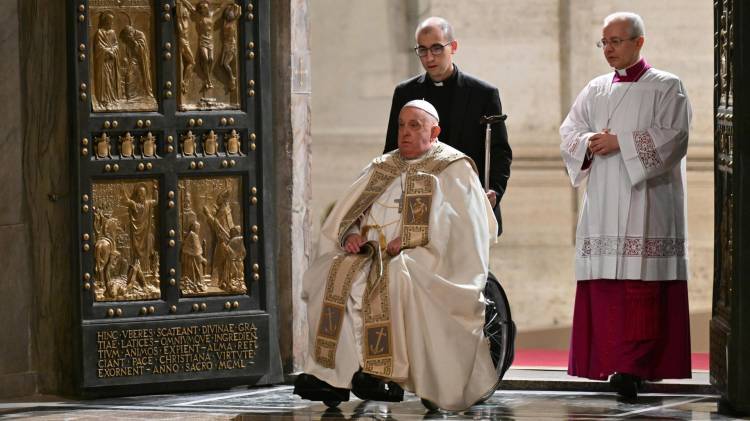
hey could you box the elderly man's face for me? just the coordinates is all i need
[416,27,456,82]
[602,19,643,70]
[397,107,440,159]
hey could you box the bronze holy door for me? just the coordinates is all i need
[712,0,750,414]
[68,0,281,395]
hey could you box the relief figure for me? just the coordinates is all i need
[181,220,208,293]
[174,0,219,94]
[122,184,158,276]
[227,225,246,290]
[181,189,198,236]
[196,0,216,92]
[221,4,241,91]
[120,24,155,100]
[93,207,124,299]
[93,11,122,110]
[176,0,197,94]
[203,190,235,291]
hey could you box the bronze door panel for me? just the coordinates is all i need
[92,179,162,302]
[70,0,279,394]
[88,0,158,112]
[178,176,248,297]
[175,0,243,110]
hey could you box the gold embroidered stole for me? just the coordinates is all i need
[314,244,377,369]
[316,143,473,377]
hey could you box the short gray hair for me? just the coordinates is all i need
[603,12,645,38]
[415,17,454,42]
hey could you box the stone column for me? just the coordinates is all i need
[272,0,312,375]
[289,0,312,374]
[18,0,75,395]
[0,0,36,398]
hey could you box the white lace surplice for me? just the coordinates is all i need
[560,68,692,282]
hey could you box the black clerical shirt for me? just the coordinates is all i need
[421,69,458,144]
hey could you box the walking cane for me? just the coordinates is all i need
[479,114,507,192]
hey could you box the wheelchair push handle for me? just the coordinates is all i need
[479,114,507,125]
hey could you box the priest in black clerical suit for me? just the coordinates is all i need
[384,17,512,235]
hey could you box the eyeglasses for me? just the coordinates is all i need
[596,37,638,49]
[414,42,451,57]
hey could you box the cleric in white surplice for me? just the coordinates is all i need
[560,12,692,398]
[295,100,498,411]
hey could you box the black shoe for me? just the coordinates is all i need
[293,373,350,403]
[609,372,641,399]
[351,370,404,402]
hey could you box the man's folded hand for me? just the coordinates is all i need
[344,233,366,254]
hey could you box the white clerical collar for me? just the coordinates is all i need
[615,58,644,76]
[429,65,456,87]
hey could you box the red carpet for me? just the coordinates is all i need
[512,348,709,370]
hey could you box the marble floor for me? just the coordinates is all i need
[1,382,746,420]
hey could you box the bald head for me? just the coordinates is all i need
[415,16,454,42]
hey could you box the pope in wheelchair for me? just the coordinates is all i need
[295,100,514,411]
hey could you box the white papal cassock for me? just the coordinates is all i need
[560,65,692,282]
[302,142,498,411]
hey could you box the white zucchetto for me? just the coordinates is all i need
[402,99,440,122]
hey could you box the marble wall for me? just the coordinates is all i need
[311,0,713,149]
[18,0,75,395]
[267,0,314,377]
[0,0,35,398]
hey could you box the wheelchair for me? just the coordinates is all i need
[294,271,516,411]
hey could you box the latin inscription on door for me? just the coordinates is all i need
[83,315,269,386]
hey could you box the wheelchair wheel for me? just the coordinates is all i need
[484,272,516,384]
